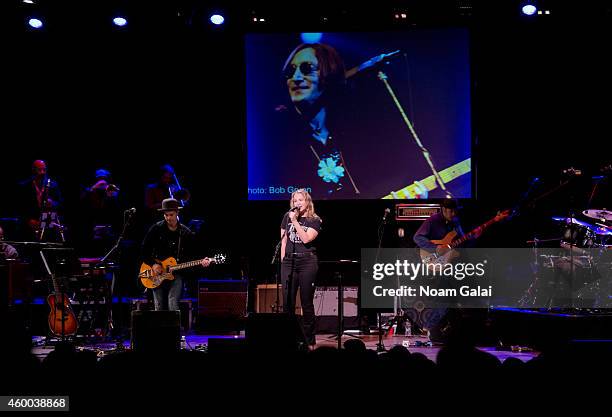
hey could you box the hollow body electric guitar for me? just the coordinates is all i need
[420,210,511,265]
[47,273,78,337]
[139,254,226,289]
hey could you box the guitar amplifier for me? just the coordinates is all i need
[255,284,357,317]
[313,286,358,317]
[255,284,301,314]
[198,279,247,318]
[395,204,440,221]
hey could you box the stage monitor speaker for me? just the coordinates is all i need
[131,310,180,353]
[245,313,306,352]
[198,279,247,318]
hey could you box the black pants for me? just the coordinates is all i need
[281,253,318,345]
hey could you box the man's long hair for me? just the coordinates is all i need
[282,43,346,102]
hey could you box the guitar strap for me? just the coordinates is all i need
[176,225,184,263]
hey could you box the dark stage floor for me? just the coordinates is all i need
[31,332,539,363]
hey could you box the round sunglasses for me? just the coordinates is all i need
[283,62,319,79]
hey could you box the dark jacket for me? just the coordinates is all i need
[141,220,197,266]
[413,213,465,251]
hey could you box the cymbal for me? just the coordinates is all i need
[551,216,612,236]
[552,216,595,229]
[583,209,612,222]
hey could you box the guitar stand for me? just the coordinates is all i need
[40,251,77,347]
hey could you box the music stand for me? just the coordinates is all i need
[321,260,360,349]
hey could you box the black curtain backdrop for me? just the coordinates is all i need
[2,16,611,298]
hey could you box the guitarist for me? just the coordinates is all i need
[412,199,482,343]
[141,198,211,311]
[413,199,481,256]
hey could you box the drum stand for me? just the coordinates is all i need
[519,237,562,307]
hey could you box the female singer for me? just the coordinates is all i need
[280,189,322,349]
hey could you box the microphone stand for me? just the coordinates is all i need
[558,171,580,311]
[271,211,297,314]
[173,173,186,208]
[375,209,390,352]
[376,70,453,199]
[270,229,287,314]
[97,209,134,340]
[286,210,304,345]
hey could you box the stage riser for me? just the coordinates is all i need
[493,309,612,350]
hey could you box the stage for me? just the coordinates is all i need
[30,332,539,363]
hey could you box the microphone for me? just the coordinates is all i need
[290,206,301,212]
[125,207,136,214]
[382,208,391,222]
[345,50,404,79]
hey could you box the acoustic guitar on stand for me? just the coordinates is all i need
[47,271,78,337]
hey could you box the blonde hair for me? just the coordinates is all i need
[290,189,320,220]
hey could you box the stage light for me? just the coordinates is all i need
[301,33,323,43]
[28,18,43,29]
[522,4,537,15]
[112,17,127,27]
[210,14,225,25]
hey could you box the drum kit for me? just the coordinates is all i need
[553,209,612,253]
[521,208,612,308]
